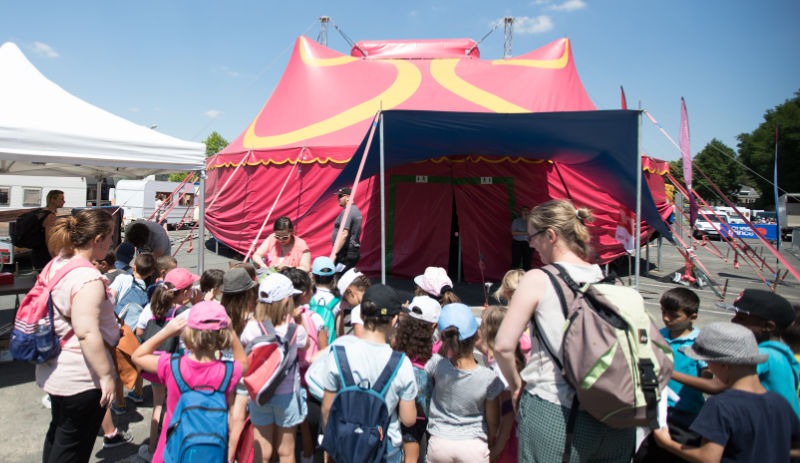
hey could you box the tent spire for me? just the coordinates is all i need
[503,17,514,58]
[317,16,330,46]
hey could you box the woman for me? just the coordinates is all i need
[252,216,311,272]
[37,208,119,462]
[494,200,634,462]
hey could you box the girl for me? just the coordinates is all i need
[200,268,225,301]
[132,300,246,463]
[336,268,371,337]
[392,295,440,463]
[414,266,461,306]
[425,303,503,463]
[491,269,532,359]
[242,273,307,463]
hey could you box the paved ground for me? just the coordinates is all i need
[0,230,798,462]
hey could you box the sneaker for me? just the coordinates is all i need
[41,395,51,409]
[126,391,144,404]
[110,403,126,416]
[103,430,133,449]
[138,444,153,462]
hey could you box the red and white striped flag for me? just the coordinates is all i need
[680,98,696,226]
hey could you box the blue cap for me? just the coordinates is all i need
[115,242,136,266]
[438,303,479,340]
[312,256,335,276]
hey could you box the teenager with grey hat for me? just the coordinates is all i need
[654,322,800,462]
[724,288,800,418]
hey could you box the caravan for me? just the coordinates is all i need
[0,175,87,211]
[113,178,199,230]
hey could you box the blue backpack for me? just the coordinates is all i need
[321,346,404,463]
[115,279,148,328]
[164,355,234,463]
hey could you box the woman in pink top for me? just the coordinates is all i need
[36,209,119,463]
[252,216,311,272]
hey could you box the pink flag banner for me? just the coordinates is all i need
[620,86,628,110]
[680,98,696,226]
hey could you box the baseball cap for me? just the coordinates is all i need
[413,267,453,297]
[681,322,767,365]
[717,289,794,328]
[337,268,364,295]
[312,256,336,277]
[258,273,301,304]
[361,284,402,318]
[222,267,257,294]
[187,301,230,331]
[336,187,352,197]
[438,303,479,340]
[164,268,200,291]
[406,296,442,324]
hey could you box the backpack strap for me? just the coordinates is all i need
[170,354,190,394]
[372,351,405,397]
[333,345,356,388]
[43,258,96,346]
[218,360,234,393]
[324,297,340,312]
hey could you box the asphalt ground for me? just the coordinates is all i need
[0,230,798,462]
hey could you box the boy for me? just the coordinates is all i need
[321,284,417,463]
[654,322,800,462]
[725,289,800,418]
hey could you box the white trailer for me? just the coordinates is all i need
[0,174,87,211]
[112,179,199,229]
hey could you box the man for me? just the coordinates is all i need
[330,187,362,273]
[31,189,64,269]
[510,206,531,270]
[124,219,171,257]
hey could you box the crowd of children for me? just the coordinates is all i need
[78,225,800,463]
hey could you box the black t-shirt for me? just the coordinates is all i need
[690,388,800,462]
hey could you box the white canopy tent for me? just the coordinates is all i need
[0,42,208,269]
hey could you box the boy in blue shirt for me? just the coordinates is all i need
[724,289,800,418]
[654,322,800,462]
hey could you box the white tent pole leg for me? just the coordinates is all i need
[379,113,386,285]
[198,170,206,273]
[635,112,642,290]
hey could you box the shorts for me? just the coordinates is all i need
[426,435,489,463]
[249,388,307,428]
[401,417,427,443]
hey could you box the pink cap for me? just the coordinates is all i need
[413,267,453,297]
[187,301,229,331]
[164,268,200,291]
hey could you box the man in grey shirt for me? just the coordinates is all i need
[331,187,362,274]
[511,206,531,270]
[125,219,171,257]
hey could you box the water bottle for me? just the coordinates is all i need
[35,319,53,353]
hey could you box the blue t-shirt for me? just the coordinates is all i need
[690,389,799,463]
[757,340,800,418]
[660,327,707,415]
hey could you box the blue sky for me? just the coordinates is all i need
[2,0,798,162]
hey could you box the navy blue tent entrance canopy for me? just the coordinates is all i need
[330,109,670,239]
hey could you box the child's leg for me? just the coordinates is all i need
[100,408,116,436]
[148,384,166,453]
[228,394,250,463]
[299,418,313,459]
[134,373,143,396]
[275,426,297,463]
[402,441,419,463]
[114,377,125,409]
[253,424,276,463]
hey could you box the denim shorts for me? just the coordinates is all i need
[248,388,307,428]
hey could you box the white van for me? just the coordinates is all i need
[113,179,199,229]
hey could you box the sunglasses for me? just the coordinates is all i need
[275,233,292,241]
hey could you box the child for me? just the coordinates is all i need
[492,269,525,305]
[654,322,800,462]
[478,305,524,463]
[241,273,306,463]
[310,256,339,345]
[425,303,503,463]
[321,284,418,463]
[778,303,800,365]
[146,255,178,299]
[727,288,800,417]
[336,268,370,337]
[132,301,246,463]
[414,266,461,306]
[392,295,440,463]
[200,268,225,301]
[93,251,116,275]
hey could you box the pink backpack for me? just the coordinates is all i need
[298,307,321,371]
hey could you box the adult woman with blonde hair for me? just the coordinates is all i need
[37,209,119,462]
[494,199,634,462]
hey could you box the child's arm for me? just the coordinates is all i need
[490,391,514,461]
[131,316,186,373]
[317,327,329,350]
[398,399,417,428]
[484,396,500,453]
[230,329,249,375]
[321,389,336,429]
[672,371,726,394]
[653,427,723,463]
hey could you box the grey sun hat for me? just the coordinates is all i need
[221,267,257,294]
[680,322,767,365]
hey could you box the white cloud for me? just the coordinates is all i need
[205,110,222,119]
[508,15,554,34]
[32,41,59,58]
[547,0,586,12]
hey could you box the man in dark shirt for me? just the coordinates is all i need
[331,187,362,274]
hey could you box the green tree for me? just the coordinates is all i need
[738,90,800,208]
[692,139,742,201]
[167,131,230,182]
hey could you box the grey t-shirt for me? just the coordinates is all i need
[130,219,171,257]
[425,354,504,440]
[511,217,528,242]
[331,204,362,251]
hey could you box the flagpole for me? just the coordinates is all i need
[635,110,642,289]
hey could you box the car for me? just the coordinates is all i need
[693,213,732,240]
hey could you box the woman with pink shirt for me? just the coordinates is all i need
[36,208,119,463]
[252,216,311,272]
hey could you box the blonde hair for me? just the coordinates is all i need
[255,297,295,326]
[493,269,525,304]
[48,209,114,257]
[183,326,233,353]
[528,199,594,260]
[481,305,525,372]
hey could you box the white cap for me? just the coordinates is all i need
[407,295,442,324]
[337,268,364,295]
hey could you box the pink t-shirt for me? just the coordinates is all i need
[36,256,120,396]
[152,354,242,463]
[255,233,310,268]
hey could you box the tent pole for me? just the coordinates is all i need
[635,112,642,290]
[379,113,386,284]
[198,170,206,273]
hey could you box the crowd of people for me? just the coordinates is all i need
[26,196,800,463]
